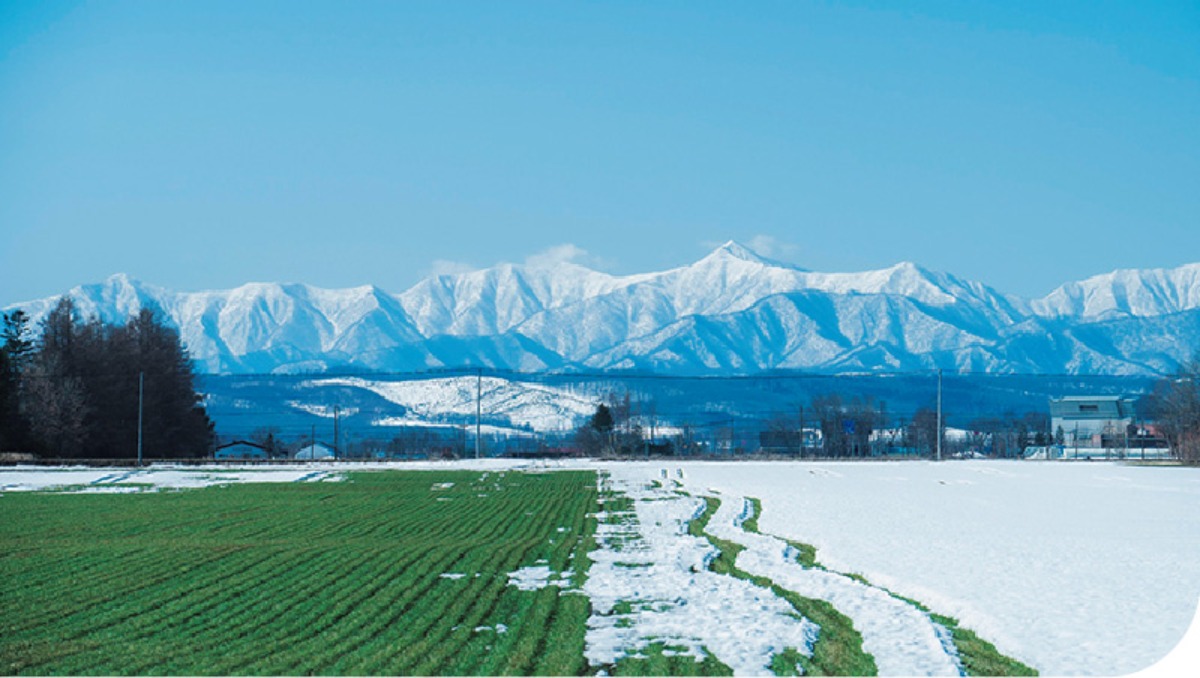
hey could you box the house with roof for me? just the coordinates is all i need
[214,440,269,460]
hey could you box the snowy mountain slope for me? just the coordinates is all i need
[307,375,598,432]
[398,260,642,336]
[1032,263,1200,319]
[581,290,1019,373]
[6,243,1200,375]
[11,275,432,374]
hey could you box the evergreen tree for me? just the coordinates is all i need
[17,299,213,459]
[590,403,615,434]
[121,309,214,458]
[0,311,35,450]
[3,311,34,367]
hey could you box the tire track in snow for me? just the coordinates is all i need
[705,492,965,676]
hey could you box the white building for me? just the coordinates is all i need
[1049,396,1135,448]
[294,442,336,460]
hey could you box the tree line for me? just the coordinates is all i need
[568,384,1200,461]
[0,299,213,459]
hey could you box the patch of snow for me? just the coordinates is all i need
[0,464,347,493]
[507,565,571,591]
[286,401,358,418]
[584,472,818,675]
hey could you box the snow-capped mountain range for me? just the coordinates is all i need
[7,241,1200,375]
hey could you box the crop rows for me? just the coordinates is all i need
[0,470,598,675]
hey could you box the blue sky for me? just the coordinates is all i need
[2,1,1197,302]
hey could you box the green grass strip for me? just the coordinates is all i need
[886,593,1038,677]
[611,642,734,676]
[688,496,877,676]
[741,496,1037,677]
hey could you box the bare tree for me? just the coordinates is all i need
[22,358,89,457]
[1150,359,1200,463]
[908,407,939,457]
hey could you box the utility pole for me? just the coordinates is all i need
[649,400,656,449]
[137,371,144,466]
[1123,422,1129,461]
[936,368,943,462]
[475,368,482,460]
[334,405,340,461]
[311,423,316,462]
[643,399,650,460]
[798,404,805,457]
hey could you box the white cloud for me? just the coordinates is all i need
[524,244,613,271]
[747,235,801,261]
[428,259,477,277]
[423,245,614,279]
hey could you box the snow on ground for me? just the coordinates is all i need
[370,416,536,437]
[668,460,1200,676]
[285,401,359,419]
[704,489,962,675]
[583,471,818,675]
[506,565,575,591]
[0,459,550,495]
[0,465,345,493]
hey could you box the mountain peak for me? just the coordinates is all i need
[881,261,939,282]
[889,261,923,273]
[692,240,788,270]
[710,240,765,262]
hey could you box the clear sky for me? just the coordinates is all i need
[2,1,1198,303]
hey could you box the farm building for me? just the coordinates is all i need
[1049,396,1135,448]
[294,442,335,460]
[214,441,269,460]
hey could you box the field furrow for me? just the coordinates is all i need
[0,470,599,676]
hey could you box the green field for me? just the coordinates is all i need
[1,470,1036,676]
[0,471,598,676]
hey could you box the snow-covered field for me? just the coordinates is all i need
[2,459,1197,675]
[633,460,1200,676]
[0,464,347,492]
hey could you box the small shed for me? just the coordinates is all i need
[215,440,269,460]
